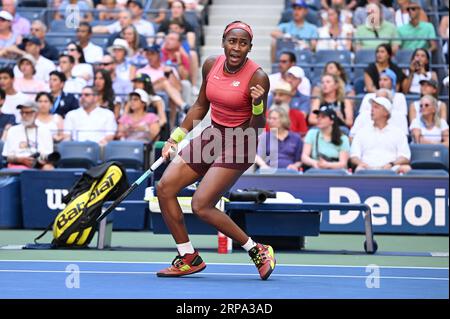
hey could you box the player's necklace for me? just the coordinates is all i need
[224,58,247,74]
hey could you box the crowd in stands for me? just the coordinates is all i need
[0,0,208,170]
[0,0,448,175]
[261,0,449,174]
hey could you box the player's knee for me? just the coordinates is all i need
[156,178,176,199]
[191,196,210,220]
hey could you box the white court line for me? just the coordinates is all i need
[0,269,447,281]
[0,260,448,270]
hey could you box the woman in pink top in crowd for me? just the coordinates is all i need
[155,21,276,280]
[14,54,48,99]
[117,89,160,142]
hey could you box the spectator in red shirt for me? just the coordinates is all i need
[161,31,190,81]
[268,81,308,137]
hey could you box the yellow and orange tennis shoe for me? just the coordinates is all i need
[156,250,206,277]
[249,243,276,280]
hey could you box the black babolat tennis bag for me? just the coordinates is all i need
[34,161,129,248]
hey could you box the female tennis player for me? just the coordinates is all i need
[156,21,275,280]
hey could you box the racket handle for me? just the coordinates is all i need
[150,145,177,171]
[150,156,165,171]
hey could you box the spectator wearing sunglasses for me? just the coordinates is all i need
[97,54,133,106]
[63,86,117,146]
[410,95,449,147]
[398,0,437,52]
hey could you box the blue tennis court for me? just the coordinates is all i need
[0,260,447,299]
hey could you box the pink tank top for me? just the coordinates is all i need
[206,55,261,127]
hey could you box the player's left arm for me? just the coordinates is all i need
[249,69,270,131]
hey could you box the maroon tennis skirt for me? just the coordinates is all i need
[179,120,258,176]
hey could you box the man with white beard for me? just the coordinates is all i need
[2,100,54,170]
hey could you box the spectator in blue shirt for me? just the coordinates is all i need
[255,107,303,171]
[270,0,318,62]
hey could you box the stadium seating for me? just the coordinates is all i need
[406,169,449,177]
[49,20,76,33]
[354,49,375,78]
[278,7,321,27]
[393,49,415,67]
[18,0,47,7]
[256,168,301,175]
[353,77,366,95]
[303,168,350,176]
[16,7,44,21]
[353,169,398,176]
[45,33,77,52]
[275,38,296,58]
[104,141,145,170]
[0,58,17,68]
[410,144,449,171]
[314,50,352,66]
[56,141,101,169]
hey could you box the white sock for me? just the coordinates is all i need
[176,241,195,256]
[241,237,257,252]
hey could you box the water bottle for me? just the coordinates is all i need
[218,232,232,254]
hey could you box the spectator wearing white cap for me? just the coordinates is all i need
[409,95,449,147]
[2,99,55,170]
[355,70,408,134]
[117,88,160,142]
[268,51,311,97]
[268,81,308,137]
[13,54,49,100]
[1,0,30,36]
[107,38,133,82]
[284,66,311,116]
[350,96,412,174]
[351,88,408,138]
[0,10,22,54]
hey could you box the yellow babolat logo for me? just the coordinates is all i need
[180,265,191,272]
